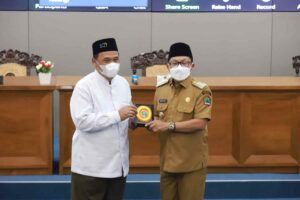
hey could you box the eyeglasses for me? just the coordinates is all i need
[168,61,192,68]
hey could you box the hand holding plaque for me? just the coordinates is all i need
[134,104,154,127]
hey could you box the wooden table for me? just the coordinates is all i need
[200,77,300,173]
[0,77,56,175]
[4,76,299,175]
[56,76,300,174]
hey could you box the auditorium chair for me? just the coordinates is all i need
[293,55,300,76]
[0,49,42,76]
[131,49,169,77]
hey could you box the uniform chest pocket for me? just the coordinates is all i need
[176,99,195,121]
[177,96,195,113]
[177,103,194,113]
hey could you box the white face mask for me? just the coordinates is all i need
[96,61,120,78]
[170,64,191,81]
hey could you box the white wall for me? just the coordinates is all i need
[1,11,300,76]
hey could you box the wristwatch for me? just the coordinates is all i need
[168,122,176,132]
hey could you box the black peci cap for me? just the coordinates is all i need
[168,42,193,62]
[92,38,118,57]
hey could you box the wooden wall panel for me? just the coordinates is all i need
[208,92,240,167]
[59,91,74,174]
[57,77,300,174]
[0,90,53,175]
[129,89,160,172]
[240,92,299,172]
[294,96,300,173]
[59,89,161,174]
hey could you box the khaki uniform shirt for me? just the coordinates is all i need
[154,76,212,173]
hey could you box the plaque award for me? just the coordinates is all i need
[134,104,154,127]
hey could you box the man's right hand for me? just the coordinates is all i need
[119,105,137,121]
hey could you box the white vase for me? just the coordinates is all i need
[38,72,52,85]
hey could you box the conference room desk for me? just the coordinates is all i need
[56,76,160,174]
[0,77,55,175]
[56,76,300,174]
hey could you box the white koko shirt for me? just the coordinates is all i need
[70,71,132,178]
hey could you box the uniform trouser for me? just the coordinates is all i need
[160,168,207,200]
[71,172,126,200]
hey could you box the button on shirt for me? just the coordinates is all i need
[70,71,132,178]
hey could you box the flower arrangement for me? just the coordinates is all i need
[36,60,54,73]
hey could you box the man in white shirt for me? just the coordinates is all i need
[70,38,137,200]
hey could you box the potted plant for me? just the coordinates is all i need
[36,60,54,85]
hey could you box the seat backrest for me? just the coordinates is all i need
[0,49,42,76]
[145,64,169,77]
[293,55,300,66]
[292,55,300,75]
[131,49,169,77]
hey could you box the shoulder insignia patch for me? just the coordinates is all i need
[156,75,171,87]
[204,96,212,106]
[192,80,207,89]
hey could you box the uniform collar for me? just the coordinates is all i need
[170,76,192,88]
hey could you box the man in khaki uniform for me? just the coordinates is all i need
[146,42,212,200]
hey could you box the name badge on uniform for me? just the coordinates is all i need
[159,99,168,103]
